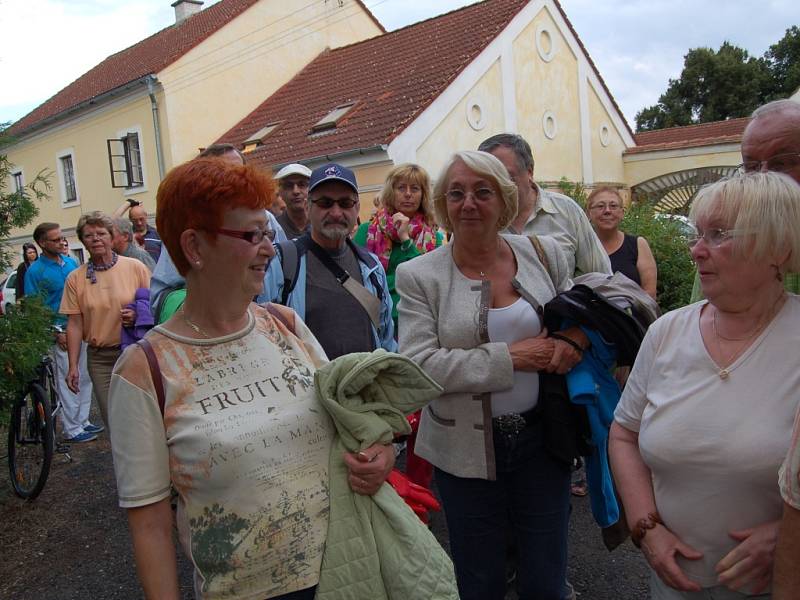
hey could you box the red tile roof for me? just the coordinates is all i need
[9,0,262,136]
[218,0,534,167]
[626,117,750,154]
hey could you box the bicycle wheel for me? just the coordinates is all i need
[7,383,54,499]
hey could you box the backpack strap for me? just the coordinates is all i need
[277,239,299,306]
[347,238,385,303]
[137,337,165,417]
[529,235,555,287]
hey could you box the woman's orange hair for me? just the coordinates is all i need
[156,158,275,275]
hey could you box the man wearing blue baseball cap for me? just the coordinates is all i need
[260,162,396,359]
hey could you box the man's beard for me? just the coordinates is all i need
[318,222,350,241]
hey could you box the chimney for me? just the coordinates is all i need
[172,0,203,23]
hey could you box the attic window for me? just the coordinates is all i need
[242,122,281,152]
[311,103,355,133]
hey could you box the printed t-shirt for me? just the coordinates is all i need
[614,297,800,588]
[59,255,150,347]
[109,304,334,600]
[780,405,800,510]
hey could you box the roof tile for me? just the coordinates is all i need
[216,0,533,167]
[626,117,750,154]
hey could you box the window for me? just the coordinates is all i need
[11,171,23,192]
[107,132,144,188]
[243,122,281,153]
[311,103,355,133]
[56,150,79,205]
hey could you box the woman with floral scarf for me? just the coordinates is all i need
[354,164,443,333]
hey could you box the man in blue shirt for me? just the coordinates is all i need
[25,222,99,443]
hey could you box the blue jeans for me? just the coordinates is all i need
[435,419,571,600]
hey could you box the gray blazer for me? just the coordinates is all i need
[396,234,572,480]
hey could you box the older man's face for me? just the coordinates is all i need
[309,181,359,243]
[111,227,129,253]
[129,206,148,234]
[741,112,800,185]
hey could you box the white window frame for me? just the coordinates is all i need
[109,124,148,195]
[56,148,80,206]
[10,168,24,193]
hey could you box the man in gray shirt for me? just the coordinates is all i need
[479,133,611,277]
[259,163,396,359]
[112,218,155,271]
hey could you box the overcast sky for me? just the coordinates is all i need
[0,0,795,128]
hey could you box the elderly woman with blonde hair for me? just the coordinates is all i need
[610,172,800,599]
[60,211,150,428]
[396,150,588,599]
[354,163,443,332]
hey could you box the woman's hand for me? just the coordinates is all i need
[344,443,396,496]
[715,520,780,593]
[66,365,80,394]
[641,524,703,592]
[547,327,589,374]
[121,307,136,328]
[392,212,411,242]
[509,329,554,371]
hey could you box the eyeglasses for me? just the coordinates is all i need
[311,196,357,209]
[589,202,622,212]
[687,228,740,248]
[82,232,110,241]
[737,153,800,174]
[395,183,422,194]
[214,227,276,244]
[45,236,67,243]
[445,188,496,203]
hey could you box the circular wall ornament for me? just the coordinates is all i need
[600,123,611,147]
[466,97,486,131]
[542,111,558,140]
[535,24,556,62]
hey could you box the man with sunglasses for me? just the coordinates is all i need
[25,222,99,442]
[260,162,396,359]
[690,99,800,301]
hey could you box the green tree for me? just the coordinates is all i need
[635,42,773,131]
[765,26,800,99]
[621,203,694,312]
[0,124,55,408]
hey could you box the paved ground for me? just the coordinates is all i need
[0,433,649,599]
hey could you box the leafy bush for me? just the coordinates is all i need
[621,203,695,312]
[0,296,55,407]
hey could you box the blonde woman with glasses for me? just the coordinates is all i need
[587,186,657,299]
[610,172,800,599]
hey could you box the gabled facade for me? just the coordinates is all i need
[217,0,635,218]
[3,0,383,247]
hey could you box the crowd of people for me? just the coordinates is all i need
[11,98,800,600]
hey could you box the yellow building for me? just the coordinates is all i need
[216,0,636,222]
[4,0,787,256]
[2,0,383,256]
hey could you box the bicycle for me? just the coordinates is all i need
[7,351,72,500]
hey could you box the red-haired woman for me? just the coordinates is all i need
[108,158,394,600]
[353,163,443,333]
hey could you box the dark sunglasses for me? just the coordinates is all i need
[214,227,276,245]
[311,196,357,209]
